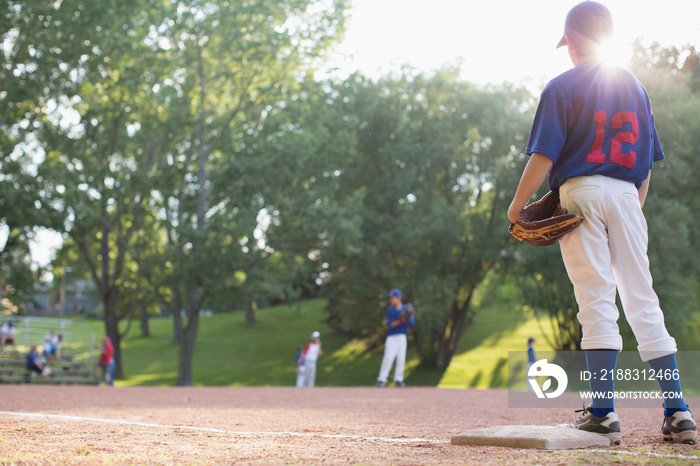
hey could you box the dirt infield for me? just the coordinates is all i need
[0,386,698,464]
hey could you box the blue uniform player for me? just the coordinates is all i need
[376,289,415,387]
[508,1,696,445]
[526,337,536,392]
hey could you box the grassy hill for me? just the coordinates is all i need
[78,299,425,386]
[76,296,700,388]
[438,307,556,389]
[75,298,555,387]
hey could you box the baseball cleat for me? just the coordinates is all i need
[662,410,698,444]
[376,381,384,387]
[394,381,405,387]
[557,405,622,446]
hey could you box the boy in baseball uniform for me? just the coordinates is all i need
[376,289,415,387]
[295,345,306,388]
[508,1,696,445]
[299,331,322,387]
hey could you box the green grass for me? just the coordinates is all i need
[439,303,556,389]
[560,445,700,465]
[74,297,558,388]
[79,295,700,391]
[78,299,436,387]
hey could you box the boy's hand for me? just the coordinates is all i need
[508,203,524,224]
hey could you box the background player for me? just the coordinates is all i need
[295,345,306,388]
[507,1,696,445]
[299,331,322,387]
[526,337,536,392]
[376,289,415,387]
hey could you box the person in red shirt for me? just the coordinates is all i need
[96,336,115,386]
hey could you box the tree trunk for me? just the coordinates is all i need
[139,302,150,338]
[171,284,182,344]
[176,296,201,386]
[434,289,476,369]
[177,325,196,386]
[412,318,427,365]
[103,293,124,379]
[245,295,256,324]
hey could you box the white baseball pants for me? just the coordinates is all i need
[526,361,535,392]
[558,175,677,361]
[302,361,317,387]
[296,366,305,388]
[377,333,407,383]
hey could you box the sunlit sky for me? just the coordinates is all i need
[325,0,700,86]
[28,0,700,268]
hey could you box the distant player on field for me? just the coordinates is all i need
[299,331,322,387]
[508,1,696,444]
[295,345,306,388]
[526,337,536,392]
[376,289,415,388]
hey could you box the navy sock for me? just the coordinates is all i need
[586,349,617,417]
[647,354,687,416]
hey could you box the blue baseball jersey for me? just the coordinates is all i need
[386,305,415,336]
[526,62,664,190]
[528,346,536,363]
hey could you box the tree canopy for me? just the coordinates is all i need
[3,0,700,383]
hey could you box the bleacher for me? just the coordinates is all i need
[0,351,99,385]
[0,316,100,385]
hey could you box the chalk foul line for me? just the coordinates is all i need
[0,411,446,445]
[3,411,698,460]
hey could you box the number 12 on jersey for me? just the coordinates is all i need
[586,110,638,169]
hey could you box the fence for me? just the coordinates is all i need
[1,316,97,377]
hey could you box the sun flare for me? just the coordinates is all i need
[597,39,632,67]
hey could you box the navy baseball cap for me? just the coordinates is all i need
[387,289,402,298]
[557,1,613,48]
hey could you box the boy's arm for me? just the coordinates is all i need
[389,310,404,328]
[298,344,309,365]
[508,153,554,224]
[638,170,652,208]
[386,309,401,329]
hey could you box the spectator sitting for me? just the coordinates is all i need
[1,320,17,352]
[26,345,51,381]
[43,331,62,362]
[56,334,63,361]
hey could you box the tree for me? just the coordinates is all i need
[296,69,533,367]
[505,233,582,351]
[1,1,101,310]
[36,0,171,378]
[136,0,348,385]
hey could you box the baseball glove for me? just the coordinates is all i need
[508,191,583,246]
[403,303,415,322]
